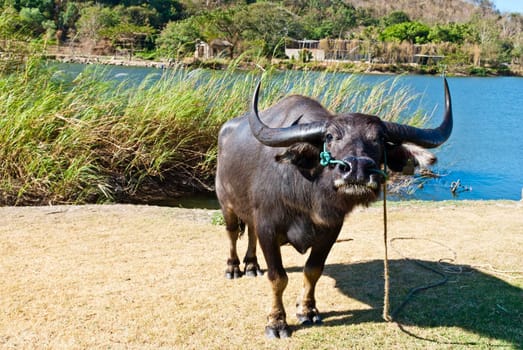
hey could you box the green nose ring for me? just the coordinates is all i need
[319,142,348,167]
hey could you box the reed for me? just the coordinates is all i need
[0,57,428,205]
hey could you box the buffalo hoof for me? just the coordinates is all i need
[225,266,243,279]
[244,264,264,277]
[244,258,264,277]
[297,306,322,326]
[265,325,291,339]
[297,313,322,326]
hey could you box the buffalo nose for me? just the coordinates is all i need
[338,158,353,174]
[339,156,376,181]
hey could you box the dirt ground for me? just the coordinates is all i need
[1,201,522,349]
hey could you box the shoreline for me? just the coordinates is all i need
[47,53,523,77]
[2,198,521,210]
[49,53,173,69]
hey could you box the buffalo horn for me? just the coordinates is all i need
[249,80,327,147]
[383,78,453,149]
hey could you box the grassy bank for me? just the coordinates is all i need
[0,56,429,205]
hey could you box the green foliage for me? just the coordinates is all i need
[15,0,54,16]
[235,2,303,56]
[156,18,201,57]
[381,11,410,27]
[0,6,23,37]
[76,5,118,42]
[19,7,45,34]
[100,22,155,43]
[199,7,240,54]
[380,21,431,44]
[60,2,79,29]
[428,23,473,44]
[1,0,522,69]
[158,3,304,58]
[301,1,357,39]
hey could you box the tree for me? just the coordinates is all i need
[471,0,497,16]
[380,21,430,44]
[101,22,155,55]
[58,2,79,41]
[76,5,119,43]
[19,7,45,34]
[428,23,473,43]
[147,0,184,25]
[200,7,241,57]
[381,11,410,27]
[235,3,303,56]
[498,13,523,64]
[300,1,357,39]
[9,0,54,16]
[156,17,201,57]
[469,12,502,64]
[157,3,303,58]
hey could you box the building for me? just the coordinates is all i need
[284,38,445,65]
[195,39,233,59]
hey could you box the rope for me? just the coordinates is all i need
[318,140,451,321]
[380,147,393,322]
[382,175,392,321]
[387,238,452,319]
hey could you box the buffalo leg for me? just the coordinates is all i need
[258,235,291,338]
[296,238,337,325]
[223,209,242,279]
[243,226,263,277]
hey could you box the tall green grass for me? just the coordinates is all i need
[0,57,429,205]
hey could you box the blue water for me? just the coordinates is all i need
[58,64,523,201]
[377,75,523,201]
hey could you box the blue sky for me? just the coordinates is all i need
[492,0,523,13]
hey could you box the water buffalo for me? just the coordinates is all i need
[215,78,452,338]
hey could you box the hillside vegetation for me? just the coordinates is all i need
[1,0,522,74]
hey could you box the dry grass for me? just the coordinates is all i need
[1,201,522,349]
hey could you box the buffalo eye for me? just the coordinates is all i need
[325,133,333,143]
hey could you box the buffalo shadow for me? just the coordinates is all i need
[289,259,523,347]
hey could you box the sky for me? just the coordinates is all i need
[492,0,523,13]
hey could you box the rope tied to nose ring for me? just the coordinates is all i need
[319,142,392,320]
[320,142,390,320]
[320,141,467,323]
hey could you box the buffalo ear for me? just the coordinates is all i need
[275,143,320,170]
[276,143,322,180]
[386,143,437,174]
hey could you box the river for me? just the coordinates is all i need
[389,75,523,201]
[61,64,523,201]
